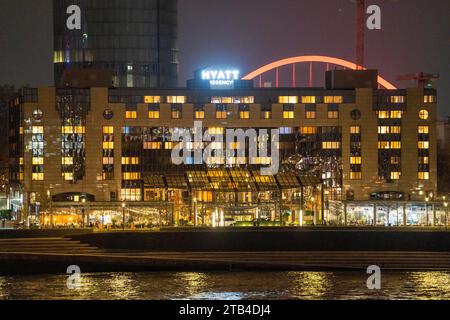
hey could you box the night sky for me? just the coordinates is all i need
[0,0,448,117]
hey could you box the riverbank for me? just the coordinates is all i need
[1,228,450,274]
[70,227,450,252]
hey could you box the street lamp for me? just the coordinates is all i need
[81,198,86,228]
[47,189,53,228]
[122,202,126,231]
[444,202,448,229]
[425,197,429,226]
[193,198,198,227]
[311,197,316,225]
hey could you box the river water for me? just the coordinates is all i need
[0,271,449,300]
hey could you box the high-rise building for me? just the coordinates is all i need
[53,0,178,88]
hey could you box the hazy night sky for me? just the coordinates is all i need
[0,0,448,117]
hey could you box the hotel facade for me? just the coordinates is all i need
[8,71,445,228]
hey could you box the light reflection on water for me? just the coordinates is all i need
[0,271,449,300]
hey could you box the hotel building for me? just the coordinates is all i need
[8,70,445,228]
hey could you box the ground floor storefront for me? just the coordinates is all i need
[17,198,448,229]
[327,201,449,227]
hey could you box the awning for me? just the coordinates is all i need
[144,168,320,192]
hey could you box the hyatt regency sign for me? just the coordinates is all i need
[201,69,240,89]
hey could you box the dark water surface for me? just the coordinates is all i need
[0,271,449,300]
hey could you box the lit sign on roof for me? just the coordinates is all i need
[201,69,240,89]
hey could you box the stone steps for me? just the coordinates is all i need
[0,237,103,254]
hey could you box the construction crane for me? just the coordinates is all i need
[356,0,365,70]
[396,73,440,88]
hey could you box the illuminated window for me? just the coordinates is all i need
[216,111,227,119]
[418,126,429,134]
[62,172,73,181]
[211,96,254,104]
[195,111,205,119]
[306,111,316,119]
[62,126,86,134]
[390,96,405,103]
[378,141,390,149]
[390,126,401,134]
[212,97,232,104]
[103,142,114,149]
[424,95,436,103]
[350,126,360,134]
[32,157,44,165]
[390,172,401,180]
[19,127,24,134]
[390,111,403,119]
[278,96,298,104]
[328,111,339,119]
[390,141,401,149]
[143,142,161,150]
[240,96,254,104]
[283,111,294,119]
[378,126,389,134]
[172,110,181,119]
[261,111,271,119]
[256,158,272,166]
[239,111,250,119]
[103,157,114,165]
[121,157,139,165]
[378,126,401,134]
[208,127,224,135]
[228,142,241,149]
[300,127,317,135]
[125,111,137,119]
[62,126,73,134]
[32,126,44,134]
[120,188,142,201]
[418,141,429,149]
[148,111,160,119]
[103,126,114,134]
[32,173,44,181]
[418,172,429,180]
[350,172,362,180]
[167,96,186,104]
[391,157,401,165]
[322,142,340,149]
[164,142,174,150]
[350,157,362,164]
[378,111,390,119]
[419,157,429,164]
[301,96,316,104]
[122,172,141,180]
[280,127,293,135]
[419,110,429,120]
[144,96,161,104]
[324,96,343,104]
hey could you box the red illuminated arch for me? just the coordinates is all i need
[242,55,397,90]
